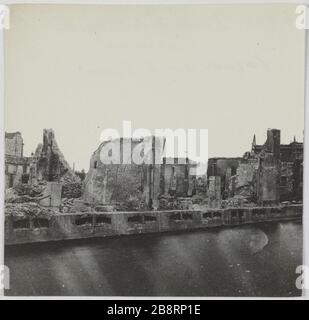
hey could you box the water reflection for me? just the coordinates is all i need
[5,220,302,297]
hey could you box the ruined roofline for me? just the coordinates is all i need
[99,135,165,144]
[253,129,303,148]
[5,132,22,139]
[253,142,303,149]
[163,157,198,165]
[91,135,166,156]
[89,137,200,166]
[281,142,303,147]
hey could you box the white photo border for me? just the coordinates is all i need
[0,0,308,300]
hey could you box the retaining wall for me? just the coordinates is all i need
[5,204,302,245]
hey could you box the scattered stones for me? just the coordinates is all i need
[94,205,115,212]
[158,196,194,211]
[61,182,82,199]
[114,198,148,212]
[5,188,19,203]
[33,129,80,184]
[5,202,56,220]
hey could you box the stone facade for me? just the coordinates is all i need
[83,137,197,209]
[5,129,80,209]
[5,132,24,157]
[5,128,303,213]
[207,157,242,198]
[161,158,195,197]
[30,129,80,185]
[208,176,222,208]
[253,130,303,202]
[5,132,31,188]
[83,137,162,208]
[207,129,303,207]
[233,159,259,201]
[257,152,281,206]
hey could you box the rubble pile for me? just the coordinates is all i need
[221,195,256,208]
[4,182,60,219]
[61,182,82,199]
[5,183,47,204]
[5,188,19,203]
[114,198,148,212]
[33,129,81,184]
[158,196,194,210]
[59,198,92,213]
[60,198,75,213]
[94,205,115,212]
[11,183,46,197]
[5,202,56,220]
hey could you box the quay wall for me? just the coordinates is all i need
[5,204,302,245]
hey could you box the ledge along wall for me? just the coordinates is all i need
[5,204,302,245]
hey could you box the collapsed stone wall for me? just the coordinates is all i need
[30,129,81,199]
[208,129,296,208]
[223,151,280,207]
[82,137,196,210]
[83,159,150,209]
[32,129,80,184]
[257,152,281,205]
[160,160,195,197]
[83,137,163,210]
[5,129,82,220]
[5,132,31,188]
[5,132,23,158]
[232,158,259,202]
[5,182,58,220]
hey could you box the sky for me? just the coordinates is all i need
[4,4,305,171]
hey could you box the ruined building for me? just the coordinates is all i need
[83,137,197,209]
[207,129,303,206]
[5,129,81,200]
[6,127,302,214]
[5,132,31,188]
[255,129,281,205]
[252,132,303,202]
[29,129,79,185]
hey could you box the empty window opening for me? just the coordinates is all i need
[75,217,93,226]
[143,215,157,222]
[13,219,30,230]
[280,176,287,185]
[271,208,281,214]
[96,216,112,225]
[213,212,222,219]
[128,215,143,223]
[231,210,238,218]
[22,173,30,184]
[238,210,245,218]
[203,212,212,219]
[182,213,193,220]
[170,213,181,221]
[252,209,262,216]
[33,218,49,229]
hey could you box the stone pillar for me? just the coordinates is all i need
[208,176,222,208]
[225,167,232,197]
[40,182,62,208]
[257,154,280,206]
[265,129,281,159]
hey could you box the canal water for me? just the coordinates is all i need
[5,220,302,297]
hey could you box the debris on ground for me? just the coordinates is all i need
[5,202,57,220]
